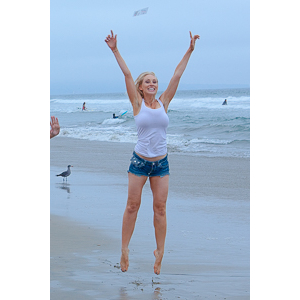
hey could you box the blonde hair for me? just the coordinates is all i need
[135,72,158,98]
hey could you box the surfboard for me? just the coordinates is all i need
[77,107,94,111]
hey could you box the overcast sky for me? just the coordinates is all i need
[50,0,250,95]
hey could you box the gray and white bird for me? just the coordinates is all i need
[56,165,73,181]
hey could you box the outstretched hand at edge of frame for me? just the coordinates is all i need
[50,116,60,139]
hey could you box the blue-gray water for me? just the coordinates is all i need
[50,88,250,158]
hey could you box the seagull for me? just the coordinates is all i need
[56,165,73,181]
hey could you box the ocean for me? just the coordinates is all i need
[50,88,250,158]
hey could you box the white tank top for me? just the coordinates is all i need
[134,99,169,157]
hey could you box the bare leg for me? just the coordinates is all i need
[150,175,169,275]
[120,173,147,272]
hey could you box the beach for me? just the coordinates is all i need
[50,137,249,299]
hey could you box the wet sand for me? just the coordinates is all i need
[50,137,249,299]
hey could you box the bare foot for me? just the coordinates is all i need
[120,248,129,272]
[153,249,164,275]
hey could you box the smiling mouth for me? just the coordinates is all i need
[148,88,155,91]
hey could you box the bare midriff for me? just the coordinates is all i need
[135,152,167,162]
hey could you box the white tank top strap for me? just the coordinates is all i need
[157,98,163,106]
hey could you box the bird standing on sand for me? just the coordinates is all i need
[56,165,73,181]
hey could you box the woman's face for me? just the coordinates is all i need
[139,75,158,96]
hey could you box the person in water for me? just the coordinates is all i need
[113,113,118,119]
[222,99,227,105]
[105,30,200,275]
[50,116,60,139]
[82,102,86,110]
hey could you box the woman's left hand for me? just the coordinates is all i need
[189,31,200,51]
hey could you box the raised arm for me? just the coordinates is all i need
[105,30,141,110]
[160,32,200,111]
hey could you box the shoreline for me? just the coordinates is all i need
[51,136,249,201]
[50,136,250,299]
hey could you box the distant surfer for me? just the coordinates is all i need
[82,102,87,110]
[113,111,127,118]
[222,99,227,105]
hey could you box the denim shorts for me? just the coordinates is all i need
[128,151,170,178]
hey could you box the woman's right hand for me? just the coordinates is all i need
[105,30,117,52]
[104,30,140,112]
